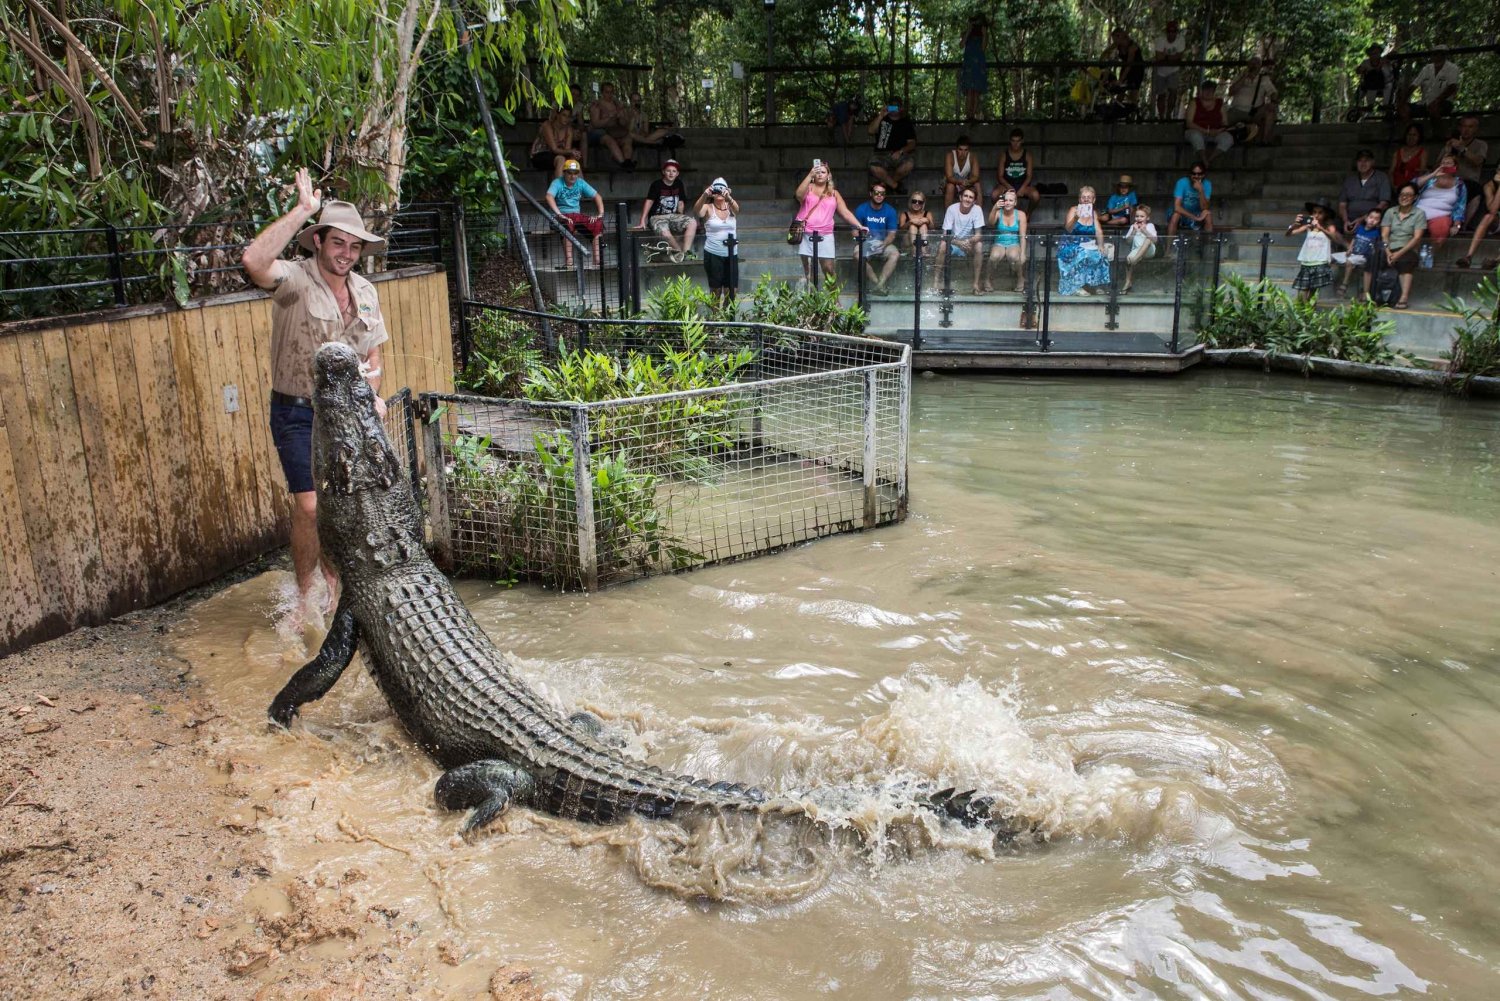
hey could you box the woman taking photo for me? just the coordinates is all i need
[793,161,867,285]
[984,188,1028,293]
[695,177,740,303]
[1057,185,1111,296]
[1413,155,1467,246]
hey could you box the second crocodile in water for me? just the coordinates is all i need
[270,342,1008,845]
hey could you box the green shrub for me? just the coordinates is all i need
[1442,268,1500,392]
[1201,275,1404,365]
[456,310,542,397]
[742,275,868,336]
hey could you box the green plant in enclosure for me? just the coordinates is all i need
[643,275,726,321]
[457,310,542,397]
[446,429,697,587]
[1201,274,1403,365]
[1442,269,1500,392]
[742,276,868,336]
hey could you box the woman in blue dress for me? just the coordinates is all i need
[1057,185,1112,295]
[960,15,989,123]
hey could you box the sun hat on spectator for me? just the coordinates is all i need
[296,201,385,256]
[1117,174,1134,188]
[1303,196,1336,216]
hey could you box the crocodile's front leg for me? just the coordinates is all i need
[434,760,537,834]
[268,595,360,728]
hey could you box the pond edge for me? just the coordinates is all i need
[1203,350,1500,398]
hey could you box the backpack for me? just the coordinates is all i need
[1370,257,1401,306]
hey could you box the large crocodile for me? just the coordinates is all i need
[269,342,999,840]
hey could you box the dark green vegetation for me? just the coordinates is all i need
[1443,268,1500,390]
[1200,275,1406,365]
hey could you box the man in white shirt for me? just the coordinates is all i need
[940,187,986,294]
[1151,21,1187,119]
[1401,55,1459,127]
[1227,57,1279,144]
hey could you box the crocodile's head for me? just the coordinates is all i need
[312,342,401,497]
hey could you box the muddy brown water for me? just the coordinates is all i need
[176,370,1500,997]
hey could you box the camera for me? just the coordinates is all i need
[710,183,727,194]
[811,158,823,168]
[886,104,899,113]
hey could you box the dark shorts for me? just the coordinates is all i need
[270,401,315,494]
[704,250,739,290]
[530,149,556,172]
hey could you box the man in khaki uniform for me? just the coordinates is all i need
[242,168,389,625]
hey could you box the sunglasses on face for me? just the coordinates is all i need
[910,200,925,206]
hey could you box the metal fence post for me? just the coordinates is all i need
[420,396,453,571]
[1170,236,1187,354]
[1040,234,1054,352]
[1258,231,1271,282]
[856,235,866,309]
[1104,232,1122,331]
[570,407,598,591]
[629,232,643,315]
[450,203,471,304]
[810,231,822,286]
[104,224,127,307]
[862,369,878,529]
[912,236,925,352]
[614,201,631,316]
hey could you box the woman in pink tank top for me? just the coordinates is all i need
[793,162,868,285]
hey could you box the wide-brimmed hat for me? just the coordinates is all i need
[1303,197,1336,217]
[296,201,385,256]
[1117,173,1134,187]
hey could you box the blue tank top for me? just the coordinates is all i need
[993,211,1021,246]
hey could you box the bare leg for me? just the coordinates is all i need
[970,242,983,291]
[879,248,899,284]
[681,218,698,251]
[290,491,336,614]
[599,134,626,166]
[1398,272,1413,304]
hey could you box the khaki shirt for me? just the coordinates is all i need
[268,257,389,400]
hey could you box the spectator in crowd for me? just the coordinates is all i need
[853,182,902,294]
[941,186,986,294]
[1390,123,1429,193]
[793,161,867,285]
[868,97,918,194]
[1151,20,1187,119]
[990,128,1040,211]
[960,15,989,123]
[1401,54,1459,128]
[826,94,863,146]
[694,177,740,303]
[984,188,1028,293]
[633,159,698,263]
[1455,164,1500,270]
[1058,186,1111,296]
[1334,208,1383,297]
[1101,173,1137,230]
[1122,204,1158,293]
[1287,198,1345,303]
[1227,57,1279,145]
[1353,44,1394,118]
[622,92,680,150]
[943,134,983,208]
[1445,116,1489,222]
[1167,164,1214,234]
[530,106,586,178]
[901,192,934,254]
[1184,80,1236,167]
[1100,27,1146,114]
[1414,155,1468,247]
[1338,149,1393,234]
[587,82,637,170]
[1379,183,1427,308]
[544,159,605,269]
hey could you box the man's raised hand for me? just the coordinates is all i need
[295,167,322,216]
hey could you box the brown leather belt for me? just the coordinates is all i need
[270,390,314,408]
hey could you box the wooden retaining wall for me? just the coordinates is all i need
[0,265,453,656]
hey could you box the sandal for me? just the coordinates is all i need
[1121,283,1133,294]
[1394,299,1409,309]
[1455,257,1471,268]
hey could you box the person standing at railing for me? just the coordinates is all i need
[694,177,740,303]
[959,14,990,124]
[1399,54,1459,131]
[633,159,698,264]
[530,106,587,179]
[241,167,389,632]
[854,182,902,295]
[794,161,868,286]
[867,97,918,196]
[544,160,606,269]
[983,189,1028,294]
[1151,20,1187,119]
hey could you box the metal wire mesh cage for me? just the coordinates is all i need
[421,312,910,589]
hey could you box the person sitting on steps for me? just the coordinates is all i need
[900,192,935,255]
[1167,165,1214,235]
[1455,165,1500,270]
[943,134,983,209]
[984,188,1028,294]
[544,160,605,269]
[1123,205,1158,294]
[529,106,586,179]
[632,159,698,263]
[1184,80,1243,168]
[867,96,918,195]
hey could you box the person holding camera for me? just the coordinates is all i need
[794,161,868,286]
[867,97,918,195]
[694,177,740,303]
[1288,198,1345,303]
